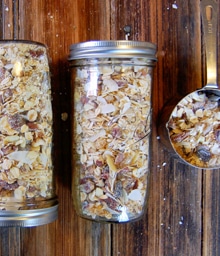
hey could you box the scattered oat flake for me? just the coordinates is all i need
[61,112,68,121]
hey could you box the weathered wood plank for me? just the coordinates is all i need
[17,1,112,256]
[0,0,220,255]
[202,170,220,256]
[0,228,20,256]
[111,1,204,256]
[20,225,56,256]
[1,0,14,39]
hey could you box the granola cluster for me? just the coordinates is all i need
[167,90,220,168]
[72,59,153,222]
[0,42,53,209]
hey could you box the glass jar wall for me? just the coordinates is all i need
[0,40,58,226]
[69,41,157,223]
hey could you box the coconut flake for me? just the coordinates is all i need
[128,189,142,201]
[121,102,131,114]
[88,129,106,142]
[101,104,115,114]
[97,96,107,104]
[103,78,118,92]
[7,151,38,165]
[211,143,220,155]
[84,103,95,111]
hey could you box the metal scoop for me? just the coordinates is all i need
[166,0,220,169]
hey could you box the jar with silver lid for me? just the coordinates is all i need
[69,40,157,223]
[0,40,58,227]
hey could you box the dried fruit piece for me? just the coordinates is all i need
[8,114,26,131]
[196,145,211,162]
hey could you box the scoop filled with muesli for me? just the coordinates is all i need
[167,0,220,169]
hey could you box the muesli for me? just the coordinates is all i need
[72,60,153,221]
[0,42,53,209]
[167,90,220,168]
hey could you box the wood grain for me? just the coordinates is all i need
[0,0,220,255]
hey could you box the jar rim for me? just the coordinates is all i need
[68,40,157,61]
[0,40,46,47]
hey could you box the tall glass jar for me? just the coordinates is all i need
[0,40,58,226]
[69,40,157,223]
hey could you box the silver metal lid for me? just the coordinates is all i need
[0,204,58,227]
[69,40,157,60]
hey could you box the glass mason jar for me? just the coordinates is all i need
[69,40,157,223]
[0,40,58,226]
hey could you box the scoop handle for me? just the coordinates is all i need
[201,0,218,89]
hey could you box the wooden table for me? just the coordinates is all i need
[0,0,220,255]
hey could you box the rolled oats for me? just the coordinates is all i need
[0,41,54,209]
[71,58,154,222]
